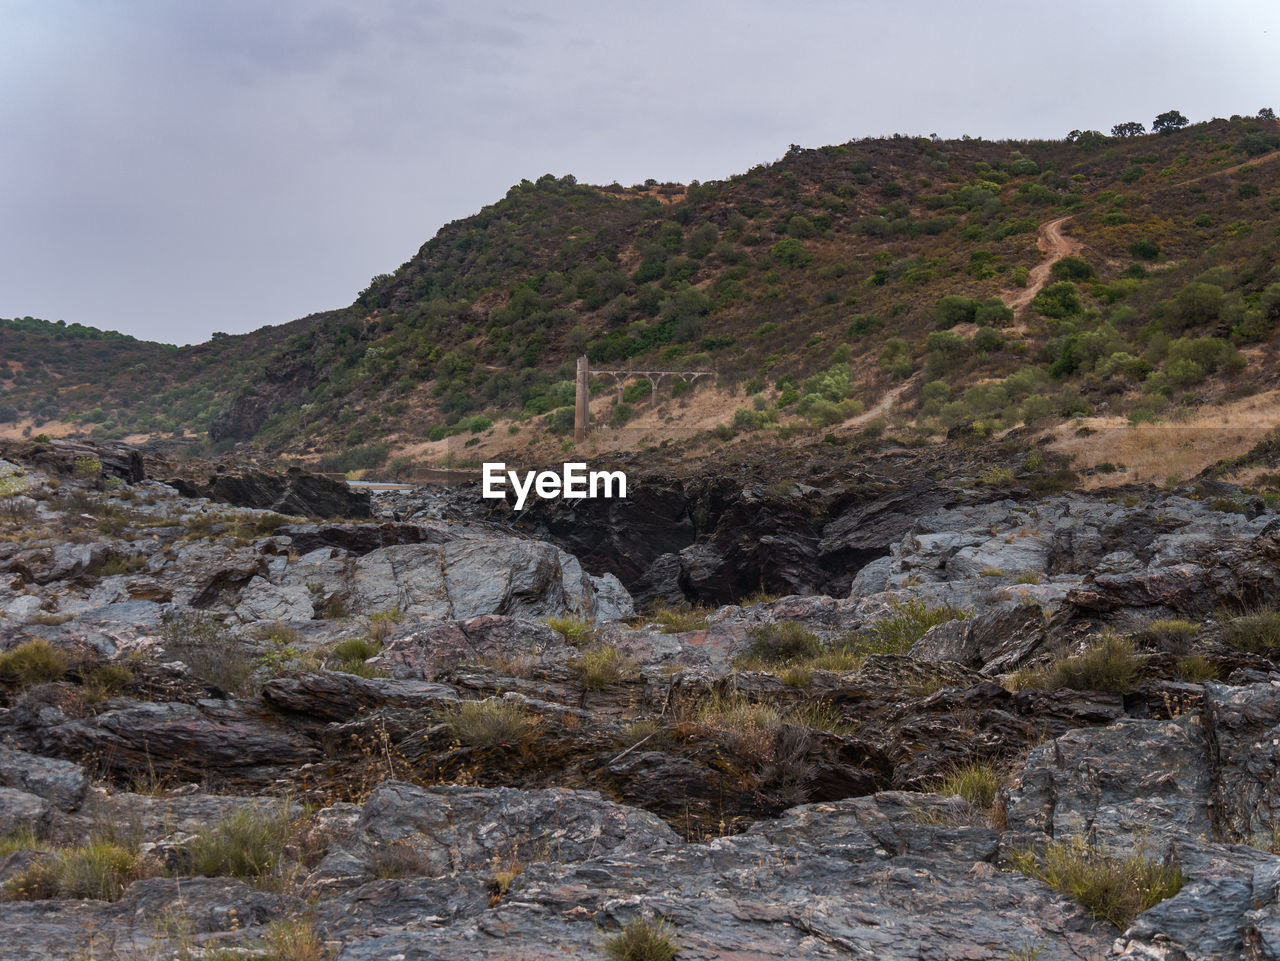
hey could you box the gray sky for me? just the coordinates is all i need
[2,0,1278,346]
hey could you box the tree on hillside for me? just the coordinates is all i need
[1065,129,1107,151]
[1153,110,1189,134]
[1261,107,1276,120]
[1111,121,1145,138]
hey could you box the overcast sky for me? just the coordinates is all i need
[2,0,1278,346]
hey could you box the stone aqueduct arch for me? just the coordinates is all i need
[573,355,712,443]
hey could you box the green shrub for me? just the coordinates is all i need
[925,330,971,373]
[1017,636,1142,693]
[974,298,1014,327]
[0,639,69,687]
[936,760,1002,809]
[974,327,1005,354]
[73,455,103,480]
[1050,256,1095,281]
[572,645,639,690]
[770,237,812,268]
[1032,281,1082,318]
[187,803,295,878]
[5,837,143,901]
[1129,239,1161,261]
[329,636,383,677]
[443,698,536,748]
[1006,837,1185,929]
[544,615,594,646]
[81,663,134,702]
[859,600,969,656]
[604,917,680,961]
[648,603,711,633]
[1222,609,1280,652]
[1133,619,1200,653]
[745,621,822,663]
[935,295,978,328]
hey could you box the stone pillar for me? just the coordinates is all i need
[574,355,589,444]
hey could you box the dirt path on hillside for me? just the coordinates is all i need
[842,374,921,429]
[1001,216,1081,312]
[1175,148,1280,186]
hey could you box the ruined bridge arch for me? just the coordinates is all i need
[573,355,713,443]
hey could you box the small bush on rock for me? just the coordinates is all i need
[745,621,822,663]
[1006,837,1185,928]
[572,645,639,691]
[647,603,711,634]
[936,760,1003,810]
[0,639,69,687]
[858,600,970,656]
[1017,635,1142,693]
[1133,619,1200,653]
[1223,609,1280,652]
[4,835,145,901]
[544,615,594,646]
[329,637,383,677]
[604,917,680,961]
[444,698,536,748]
[186,802,295,879]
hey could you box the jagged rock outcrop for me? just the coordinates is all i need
[170,466,372,519]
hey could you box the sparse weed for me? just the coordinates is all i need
[647,602,712,634]
[185,802,296,879]
[935,759,1003,809]
[443,698,537,749]
[1006,836,1185,929]
[604,917,680,961]
[778,664,813,687]
[544,615,594,646]
[1173,654,1221,682]
[370,839,434,879]
[572,644,639,690]
[160,611,257,697]
[367,608,404,644]
[788,699,858,736]
[0,639,69,687]
[744,620,822,663]
[1014,635,1142,694]
[0,826,47,857]
[263,916,326,961]
[80,663,134,702]
[1222,608,1280,653]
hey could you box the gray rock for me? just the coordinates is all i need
[1203,681,1280,844]
[1005,715,1213,844]
[910,602,1048,673]
[0,787,51,836]
[7,698,319,785]
[327,789,1109,961]
[375,615,577,678]
[315,781,679,884]
[261,672,460,721]
[0,745,88,811]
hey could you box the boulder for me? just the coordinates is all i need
[0,745,88,811]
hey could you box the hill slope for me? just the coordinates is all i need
[4,112,1280,477]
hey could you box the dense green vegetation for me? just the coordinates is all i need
[3,110,1279,461]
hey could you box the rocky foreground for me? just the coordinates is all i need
[3,441,1280,959]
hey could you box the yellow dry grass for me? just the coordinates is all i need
[1047,390,1280,488]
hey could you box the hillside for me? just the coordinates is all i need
[4,110,1280,480]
